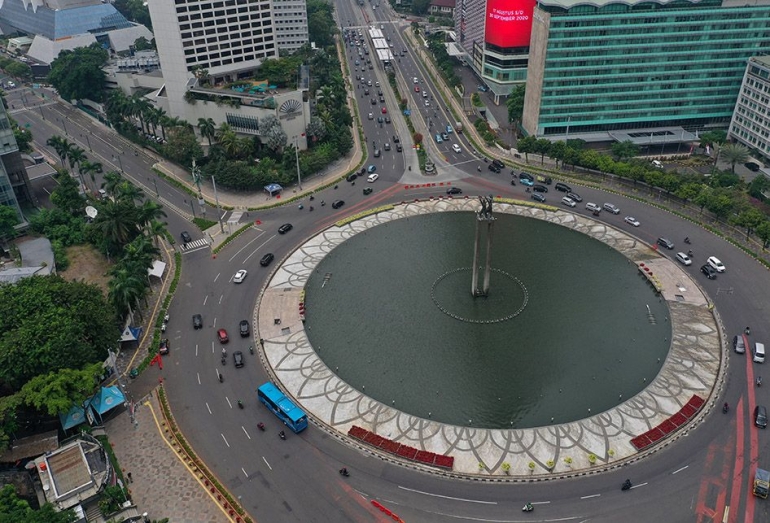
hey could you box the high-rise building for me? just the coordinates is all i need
[522,0,770,140]
[147,0,311,149]
[455,0,536,102]
[272,0,309,53]
[0,103,31,224]
[729,56,770,164]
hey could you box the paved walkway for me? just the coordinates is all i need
[258,199,724,478]
[106,390,228,522]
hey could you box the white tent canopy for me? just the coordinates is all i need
[148,260,166,279]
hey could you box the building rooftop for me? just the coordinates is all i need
[751,55,770,68]
[430,0,456,7]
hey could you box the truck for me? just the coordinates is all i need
[753,468,770,498]
[455,121,463,134]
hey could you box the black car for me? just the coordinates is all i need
[278,223,293,234]
[492,159,505,169]
[396,144,403,152]
[159,338,170,355]
[385,116,391,124]
[260,253,274,266]
[358,166,367,175]
[701,264,718,279]
[555,182,572,193]
[488,164,501,173]
[363,187,373,195]
[533,184,548,193]
[346,173,358,182]
[531,193,546,203]
[370,98,376,105]
[447,187,462,195]
[332,200,345,209]
[233,351,244,368]
[393,135,400,143]
[192,314,203,329]
[239,320,250,337]
[745,162,761,172]
[519,172,535,182]
[181,231,192,243]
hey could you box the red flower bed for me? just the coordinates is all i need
[669,412,688,427]
[382,440,400,453]
[415,451,434,464]
[364,433,385,447]
[348,426,368,440]
[658,420,676,434]
[434,455,454,469]
[688,395,705,409]
[646,429,664,442]
[397,446,418,460]
[630,435,651,450]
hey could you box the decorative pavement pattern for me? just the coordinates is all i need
[256,199,725,478]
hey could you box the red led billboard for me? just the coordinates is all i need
[485,0,537,48]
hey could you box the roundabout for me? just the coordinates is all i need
[256,198,724,477]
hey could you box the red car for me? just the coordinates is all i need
[381,107,387,114]
[414,86,420,92]
[217,329,229,343]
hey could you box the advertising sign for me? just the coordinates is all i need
[486,0,537,48]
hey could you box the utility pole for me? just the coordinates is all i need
[212,175,224,233]
[295,138,303,190]
[192,159,206,216]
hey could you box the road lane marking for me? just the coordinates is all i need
[243,235,277,263]
[203,295,208,306]
[262,457,272,470]
[226,397,233,408]
[221,434,230,447]
[206,403,212,414]
[397,486,496,504]
[214,272,221,282]
[242,426,251,440]
[242,467,248,478]
[580,494,600,499]
[197,372,201,385]
[229,229,269,262]
[672,465,689,474]
[219,294,223,304]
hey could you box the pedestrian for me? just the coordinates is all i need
[127,472,133,483]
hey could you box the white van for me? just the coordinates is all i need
[652,160,663,168]
[754,342,766,363]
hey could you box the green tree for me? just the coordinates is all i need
[46,136,73,166]
[0,484,76,523]
[732,207,765,240]
[756,220,770,249]
[47,44,108,102]
[699,130,727,149]
[720,142,750,173]
[49,170,86,216]
[113,0,152,29]
[610,140,639,161]
[307,0,336,47]
[132,36,155,51]
[0,276,118,389]
[21,363,104,416]
[0,204,19,240]
[411,0,430,15]
[506,84,525,128]
[5,62,31,80]
[108,267,145,320]
[534,138,551,165]
[163,126,203,166]
[517,135,537,163]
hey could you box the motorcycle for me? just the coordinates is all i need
[746,326,752,335]
[758,376,763,387]
[218,373,223,383]
[339,468,350,477]
[309,195,315,201]
[249,345,254,355]
[522,503,534,512]
[221,355,226,366]
[723,402,729,413]
[684,237,691,244]
[687,250,694,258]
[279,431,286,440]
[622,479,632,491]
[237,400,244,409]
[257,422,265,431]
[309,206,314,212]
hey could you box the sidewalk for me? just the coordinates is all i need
[106,390,228,523]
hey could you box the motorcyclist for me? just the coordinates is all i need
[523,502,534,511]
[222,347,227,356]
[746,326,751,335]
[684,236,691,244]
[279,430,286,439]
[723,402,729,412]
[622,479,632,490]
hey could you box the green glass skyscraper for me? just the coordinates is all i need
[522,0,770,138]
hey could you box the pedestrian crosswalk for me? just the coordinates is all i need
[181,238,209,252]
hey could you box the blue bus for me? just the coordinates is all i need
[257,382,308,433]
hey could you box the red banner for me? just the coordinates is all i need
[485,0,537,48]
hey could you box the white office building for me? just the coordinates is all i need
[272,0,309,53]
[147,0,311,149]
[729,56,770,164]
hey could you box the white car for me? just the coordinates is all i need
[586,202,601,213]
[425,100,430,107]
[707,256,725,272]
[624,216,640,227]
[413,77,419,84]
[233,269,248,283]
[675,252,692,266]
[561,196,576,208]
[367,173,379,183]
[452,144,462,153]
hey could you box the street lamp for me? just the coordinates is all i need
[294,137,303,191]
[112,155,123,173]
[192,159,206,216]
[149,176,159,198]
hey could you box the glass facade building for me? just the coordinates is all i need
[522,0,770,137]
[0,104,25,223]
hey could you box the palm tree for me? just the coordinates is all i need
[145,219,168,247]
[80,160,103,193]
[46,136,73,166]
[720,142,750,173]
[136,199,167,228]
[108,267,145,322]
[67,146,88,192]
[101,171,123,197]
[130,97,152,134]
[114,180,145,204]
[94,200,137,249]
[198,117,216,147]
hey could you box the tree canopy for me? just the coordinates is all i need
[0,485,75,523]
[48,45,108,102]
[0,276,118,389]
[21,363,105,416]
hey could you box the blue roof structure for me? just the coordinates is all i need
[0,0,131,40]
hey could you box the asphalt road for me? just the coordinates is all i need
[7,6,770,521]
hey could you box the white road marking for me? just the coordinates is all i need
[242,426,251,440]
[205,403,212,414]
[243,235,277,263]
[221,434,230,448]
[228,229,269,262]
[219,294,223,304]
[672,465,689,475]
[397,486,496,504]
[214,272,221,282]
[196,373,201,385]
[262,457,272,470]
[226,397,233,408]
[242,467,248,478]
[580,494,600,499]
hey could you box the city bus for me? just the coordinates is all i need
[257,382,308,433]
